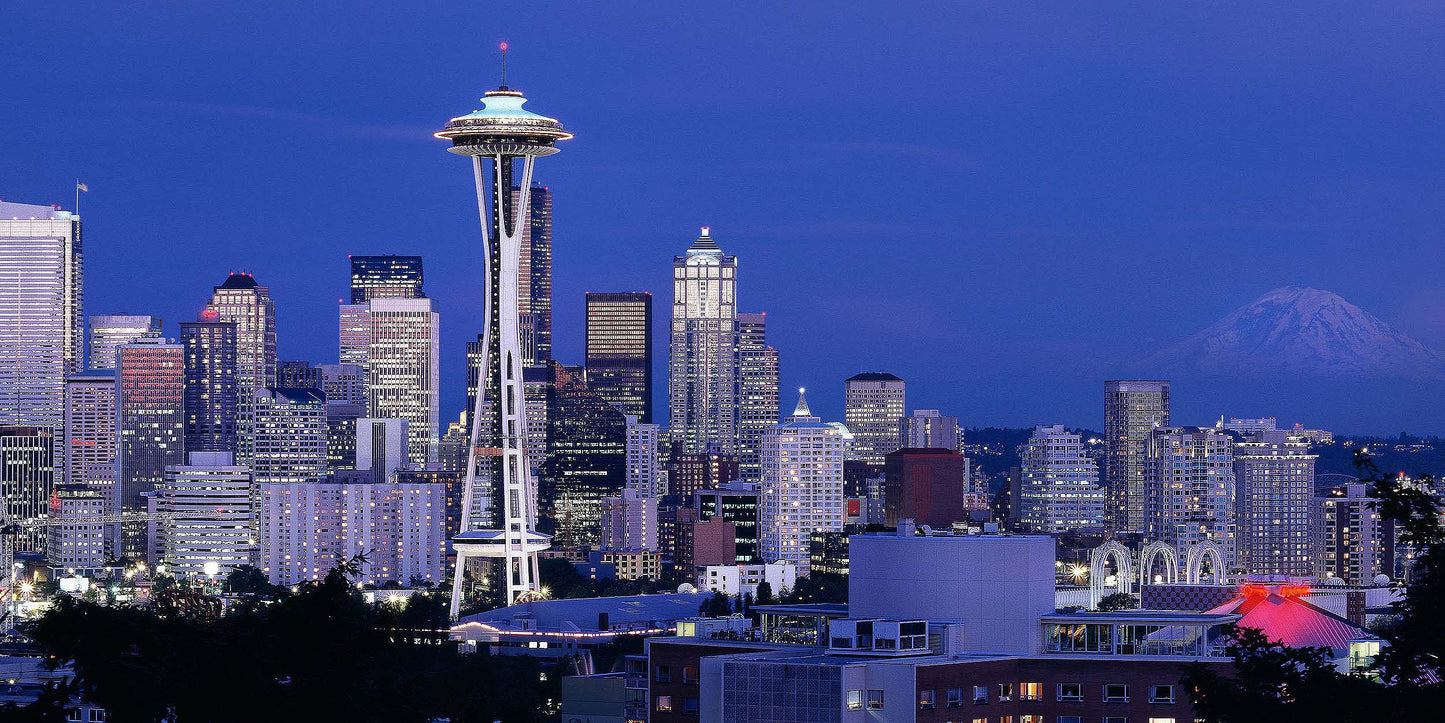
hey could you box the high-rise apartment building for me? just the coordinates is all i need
[0,201,83,456]
[1104,380,1170,535]
[1232,429,1315,576]
[540,363,627,548]
[584,292,653,422]
[359,297,440,466]
[87,314,161,370]
[64,370,116,493]
[1144,426,1235,569]
[599,488,658,551]
[1017,424,1105,533]
[511,184,553,366]
[157,451,252,577]
[758,390,845,575]
[736,311,780,482]
[843,372,905,464]
[259,477,447,586]
[1315,483,1395,585]
[115,338,185,555]
[669,228,738,455]
[626,417,667,498]
[898,409,960,451]
[0,426,56,552]
[179,316,238,453]
[349,254,423,303]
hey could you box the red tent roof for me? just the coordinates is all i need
[1206,585,1375,652]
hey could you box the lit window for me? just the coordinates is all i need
[1020,682,1042,701]
[847,690,863,710]
[655,695,672,712]
[998,682,1014,701]
[919,689,935,709]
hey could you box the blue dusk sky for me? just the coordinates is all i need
[4,3,1444,434]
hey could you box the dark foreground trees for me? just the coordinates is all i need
[11,563,560,722]
[1183,452,1445,722]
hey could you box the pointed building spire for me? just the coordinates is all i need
[792,387,811,417]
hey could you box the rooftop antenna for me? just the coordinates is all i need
[499,41,508,88]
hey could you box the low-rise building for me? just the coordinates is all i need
[698,560,797,598]
[596,548,662,581]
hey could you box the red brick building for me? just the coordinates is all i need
[884,447,968,528]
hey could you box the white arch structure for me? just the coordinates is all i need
[1089,540,1134,607]
[1139,541,1179,587]
[1185,541,1226,584]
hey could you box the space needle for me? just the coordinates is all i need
[437,45,572,617]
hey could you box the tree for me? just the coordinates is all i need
[1095,592,1137,611]
[224,564,274,596]
[754,580,775,605]
[698,591,732,617]
[779,573,848,604]
[1183,451,1445,722]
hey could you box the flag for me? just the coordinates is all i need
[76,182,88,192]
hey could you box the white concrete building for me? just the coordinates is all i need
[843,373,904,464]
[1234,429,1315,576]
[354,417,408,477]
[158,451,253,578]
[1018,424,1105,533]
[599,488,658,551]
[698,560,796,598]
[759,389,845,575]
[259,479,447,587]
[625,417,667,497]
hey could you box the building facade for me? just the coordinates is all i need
[542,362,628,549]
[883,447,971,530]
[1018,425,1105,534]
[1104,380,1170,535]
[157,451,252,577]
[362,297,440,466]
[47,485,108,567]
[179,316,238,453]
[669,228,738,456]
[349,254,423,303]
[207,273,276,465]
[87,314,160,370]
[1232,429,1315,576]
[844,373,905,465]
[600,488,659,552]
[899,409,960,451]
[63,370,116,495]
[0,426,56,552]
[626,417,667,498]
[1315,483,1395,585]
[758,391,845,574]
[585,291,653,422]
[250,388,328,486]
[736,311,780,483]
[0,201,83,457]
[511,184,554,367]
[115,338,185,555]
[1144,426,1236,570]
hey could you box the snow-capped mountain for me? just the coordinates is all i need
[1147,287,1445,378]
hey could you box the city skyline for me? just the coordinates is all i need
[7,5,1445,433]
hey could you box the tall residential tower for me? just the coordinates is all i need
[1104,380,1170,535]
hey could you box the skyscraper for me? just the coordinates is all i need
[436,77,571,611]
[883,447,971,530]
[1017,424,1105,533]
[511,184,553,367]
[0,426,56,552]
[87,314,161,370]
[115,337,185,556]
[843,372,905,465]
[349,254,423,303]
[759,389,845,575]
[737,311,780,482]
[1233,429,1315,576]
[276,360,321,390]
[338,303,371,372]
[179,315,239,453]
[64,370,117,495]
[585,291,653,421]
[362,297,440,467]
[669,227,739,456]
[207,273,276,464]
[540,363,627,549]
[251,387,328,486]
[1315,483,1395,585]
[1104,380,1170,535]
[1144,426,1236,570]
[625,416,666,498]
[0,201,83,457]
[599,488,658,552]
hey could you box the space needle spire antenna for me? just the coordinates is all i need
[499,41,508,88]
[436,48,573,618]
